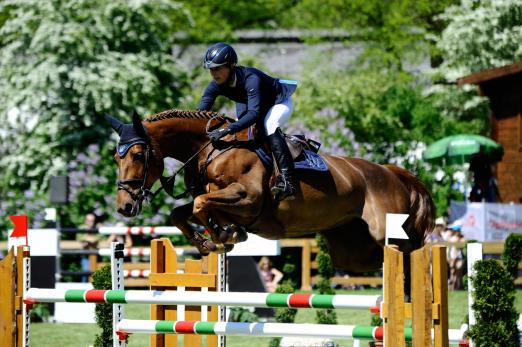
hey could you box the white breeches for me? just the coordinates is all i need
[264,97,293,135]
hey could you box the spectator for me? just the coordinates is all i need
[258,256,283,293]
[106,231,133,249]
[105,223,133,262]
[469,146,500,202]
[428,217,446,243]
[447,221,466,290]
[77,212,101,282]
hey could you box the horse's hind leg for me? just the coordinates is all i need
[321,218,383,273]
[170,202,216,255]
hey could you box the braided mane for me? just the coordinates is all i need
[145,108,230,122]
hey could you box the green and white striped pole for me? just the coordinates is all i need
[25,289,381,310]
[115,320,400,341]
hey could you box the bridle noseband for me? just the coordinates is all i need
[117,142,156,210]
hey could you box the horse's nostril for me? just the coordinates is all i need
[124,203,133,213]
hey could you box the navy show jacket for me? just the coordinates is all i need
[197,66,296,133]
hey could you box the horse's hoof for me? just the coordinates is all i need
[214,243,234,254]
[202,239,217,252]
[219,230,229,243]
[231,230,248,243]
[192,234,216,255]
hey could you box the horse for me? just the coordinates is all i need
[108,108,435,274]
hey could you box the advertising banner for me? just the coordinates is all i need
[449,201,522,241]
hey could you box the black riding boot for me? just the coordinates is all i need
[267,128,296,201]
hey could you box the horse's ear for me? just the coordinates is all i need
[105,114,124,136]
[131,110,149,141]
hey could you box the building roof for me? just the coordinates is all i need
[457,61,522,86]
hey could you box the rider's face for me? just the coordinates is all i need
[210,65,231,85]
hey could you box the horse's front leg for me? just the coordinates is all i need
[193,182,262,249]
[170,202,216,255]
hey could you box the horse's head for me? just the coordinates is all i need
[107,112,164,217]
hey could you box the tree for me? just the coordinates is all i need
[0,0,191,231]
[434,0,522,79]
[426,0,522,134]
[293,65,439,163]
[277,0,458,67]
[177,0,295,42]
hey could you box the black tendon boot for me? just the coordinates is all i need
[267,128,296,201]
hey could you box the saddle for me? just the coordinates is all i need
[247,127,328,172]
[285,134,321,159]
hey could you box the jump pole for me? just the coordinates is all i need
[25,289,381,310]
[116,320,400,341]
[98,226,182,236]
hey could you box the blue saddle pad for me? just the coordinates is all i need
[254,143,329,172]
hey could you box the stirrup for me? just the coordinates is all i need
[271,182,296,201]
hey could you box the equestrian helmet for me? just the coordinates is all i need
[203,42,237,69]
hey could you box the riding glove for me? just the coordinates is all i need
[208,127,232,141]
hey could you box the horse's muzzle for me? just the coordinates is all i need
[117,201,140,217]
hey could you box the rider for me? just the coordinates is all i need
[198,42,297,201]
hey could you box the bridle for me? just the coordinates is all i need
[116,115,230,213]
[116,142,156,211]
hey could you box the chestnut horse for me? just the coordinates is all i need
[109,109,434,273]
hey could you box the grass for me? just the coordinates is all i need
[29,289,522,347]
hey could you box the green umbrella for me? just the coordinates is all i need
[423,134,503,165]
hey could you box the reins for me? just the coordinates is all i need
[151,140,213,199]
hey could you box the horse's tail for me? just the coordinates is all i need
[384,164,436,248]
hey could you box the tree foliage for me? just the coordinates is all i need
[278,0,458,67]
[178,0,294,42]
[0,0,191,231]
[435,0,522,79]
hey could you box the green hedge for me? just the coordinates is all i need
[468,259,519,347]
[314,234,337,325]
[92,265,113,347]
[502,233,522,280]
[269,258,298,347]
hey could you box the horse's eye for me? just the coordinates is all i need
[133,152,144,161]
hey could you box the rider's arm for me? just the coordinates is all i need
[197,82,219,111]
[235,103,247,119]
[227,75,261,133]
